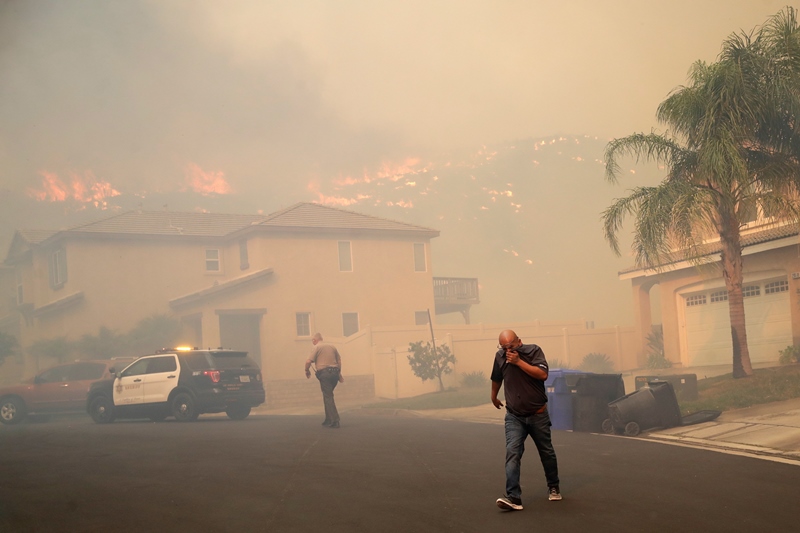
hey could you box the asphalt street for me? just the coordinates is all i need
[1,412,798,532]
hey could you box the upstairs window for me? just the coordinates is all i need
[338,241,352,272]
[205,249,221,272]
[49,248,67,290]
[415,311,429,325]
[296,312,311,337]
[239,239,249,270]
[342,312,359,337]
[414,243,426,272]
[15,268,23,304]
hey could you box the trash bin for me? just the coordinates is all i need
[572,374,625,433]
[545,369,587,430]
[634,374,698,401]
[605,381,681,436]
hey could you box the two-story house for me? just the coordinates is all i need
[2,203,445,388]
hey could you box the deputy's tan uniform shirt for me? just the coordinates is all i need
[309,344,341,371]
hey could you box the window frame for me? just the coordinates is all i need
[413,243,426,272]
[49,248,67,290]
[295,312,311,337]
[765,280,789,294]
[342,312,359,337]
[239,239,249,271]
[338,241,353,272]
[205,248,221,272]
[415,311,429,326]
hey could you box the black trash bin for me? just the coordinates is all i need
[572,374,625,433]
[605,381,681,436]
[635,374,698,401]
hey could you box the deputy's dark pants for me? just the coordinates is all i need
[316,367,341,423]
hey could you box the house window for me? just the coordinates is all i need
[685,294,706,307]
[765,280,788,294]
[710,290,728,303]
[15,269,23,305]
[49,248,67,289]
[743,285,761,298]
[342,312,359,337]
[338,241,352,272]
[239,240,249,270]
[414,243,426,272]
[296,312,311,337]
[205,249,220,272]
[415,311,429,325]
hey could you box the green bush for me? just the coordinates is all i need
[779,345,800,365]
[578,353,614,373]
[644,328,671,369]
[460,371,488,388]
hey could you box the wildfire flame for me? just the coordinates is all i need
[185,163,232,195]
[27,171,121,208]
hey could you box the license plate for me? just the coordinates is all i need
[239,375,250,383]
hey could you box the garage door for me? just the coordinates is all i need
[683,278,792,367]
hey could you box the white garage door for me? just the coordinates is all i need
[683,278,792,367]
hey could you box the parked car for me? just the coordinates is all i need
[0,358,135,425]
[87,348,265,423]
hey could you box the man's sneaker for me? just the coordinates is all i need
[496,496,523,511]
[548,487,562,501]
[321,419,331,426]
[328,421,340,428]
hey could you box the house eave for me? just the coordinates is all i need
[169,268,274,309]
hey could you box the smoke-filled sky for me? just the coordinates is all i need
[0,0,788,196]
[0,1,790,326]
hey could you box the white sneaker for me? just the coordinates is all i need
[548,487,562,501]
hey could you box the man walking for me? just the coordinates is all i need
[305,333,344,428]
[491,329,561,510]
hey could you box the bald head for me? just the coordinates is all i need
[499,330,519,346]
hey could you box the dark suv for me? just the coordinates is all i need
[86,348,265,423]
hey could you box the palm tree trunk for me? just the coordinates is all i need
[719,222,754,378]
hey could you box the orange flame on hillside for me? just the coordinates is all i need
[331,158,429,187]
[185,163,232,195]
[27,171,121,208]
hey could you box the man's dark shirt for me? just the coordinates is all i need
[491,343,549,416]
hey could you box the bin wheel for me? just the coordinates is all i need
[601,419,615,434]
[624,421,640,437]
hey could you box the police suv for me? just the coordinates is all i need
[86,348,265,423]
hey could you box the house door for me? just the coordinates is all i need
[681,277,792,367]
[219,313,263,367]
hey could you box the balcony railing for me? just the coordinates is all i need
[433,277,479,302]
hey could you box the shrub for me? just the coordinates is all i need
[460,371,488,388]
[779,345,800,365]
[578,352,614,373]
[407,341,456,392]
[644,327,671,369]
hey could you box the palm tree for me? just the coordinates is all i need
[603,8,800,378]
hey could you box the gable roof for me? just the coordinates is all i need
[619,222,800,278]
[254,202,439,237]
[67,210,266,237]
[4,203,439,262]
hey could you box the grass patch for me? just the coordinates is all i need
[363,387,495,410]
[679,364,800,414]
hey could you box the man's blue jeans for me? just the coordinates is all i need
[504,410,559,500]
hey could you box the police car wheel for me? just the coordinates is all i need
[225,405,251,420]
[0,396,26,425]
[172,392,199,422]
[89,395,116,424]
